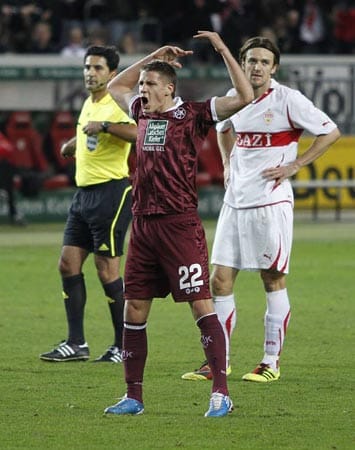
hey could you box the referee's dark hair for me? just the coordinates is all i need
[84,46,120,71]
[239,37,280,66]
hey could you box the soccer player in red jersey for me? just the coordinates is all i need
[103,31,254,417]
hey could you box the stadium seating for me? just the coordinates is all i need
[48,111,76,171]
[0,132,18,221]
[5,111,48,172]
[5,111,71,192]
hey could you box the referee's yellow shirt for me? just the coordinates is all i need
[75,93,135,187]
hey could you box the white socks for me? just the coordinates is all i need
[262,289,291,371]
[213,294,236,369]
[213,290,291,372]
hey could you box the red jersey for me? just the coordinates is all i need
[130,96,217,215]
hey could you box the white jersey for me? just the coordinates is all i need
[217,79,338,209]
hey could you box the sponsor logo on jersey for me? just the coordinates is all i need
[235,129,302,148]
[143,120,168,151]
[236,132,273,147]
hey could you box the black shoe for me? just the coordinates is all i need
[40,341,89,362]
[93,345,122,363]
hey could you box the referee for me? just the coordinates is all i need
[40,45,137,363]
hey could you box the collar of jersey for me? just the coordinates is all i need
[164,96,184,112]
[90,92,112,105]
[252,79,277,104]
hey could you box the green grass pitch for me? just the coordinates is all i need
[0,219,354,449]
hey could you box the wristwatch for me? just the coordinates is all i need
[101,121,110,132]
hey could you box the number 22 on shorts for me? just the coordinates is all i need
[178,264,203,294]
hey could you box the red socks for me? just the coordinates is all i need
[197,313,229,396]
[123,323,147,403]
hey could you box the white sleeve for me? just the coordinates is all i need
[216,117,233,133]
[287,90,337,135]
[128,94,140,118]
[210,96,219,121]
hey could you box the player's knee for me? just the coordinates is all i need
[58,254,81,278]
[260,270,285,291]
[95,255,120,285]
[124,299,150,323]
[58,256,70,277]
[97,268,111,285]
[211,271,233,296]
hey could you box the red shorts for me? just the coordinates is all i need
[124,212,212,302]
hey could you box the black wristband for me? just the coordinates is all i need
[101,121,110,132]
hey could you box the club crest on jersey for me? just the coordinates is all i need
[174,107,186,119]
[264,109,274,125]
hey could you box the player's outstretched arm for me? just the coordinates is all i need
[194,30,254,120]
[108,45,193,112]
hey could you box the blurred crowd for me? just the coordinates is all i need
[0,0,354,60]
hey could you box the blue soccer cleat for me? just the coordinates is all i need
[104,395,144,416]
[204,392,234,417]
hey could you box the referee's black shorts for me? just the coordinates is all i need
[63,178,132,257]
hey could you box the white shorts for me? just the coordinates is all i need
[211,202,293,273]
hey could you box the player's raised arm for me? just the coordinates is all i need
[108,45,193,112]
[194,31,254,120]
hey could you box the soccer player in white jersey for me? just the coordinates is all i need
[182,36,341,383]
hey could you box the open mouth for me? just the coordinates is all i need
[141,96,148,105]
